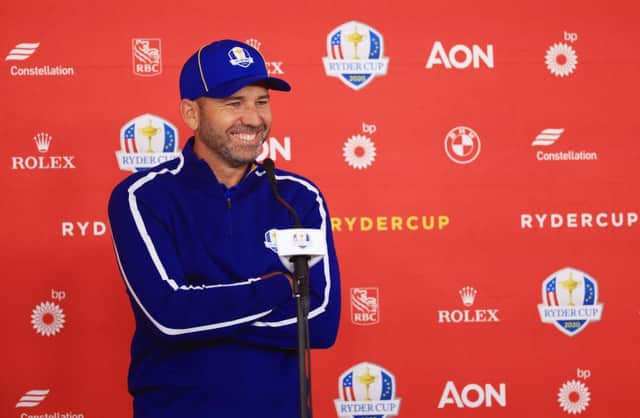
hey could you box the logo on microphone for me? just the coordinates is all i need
[292,231,311,248]
[335,362,401,418]
[351,288,380,325]
[538,267,603,336]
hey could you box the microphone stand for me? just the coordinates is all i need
[263,159,313,418]
[292,253,312,418]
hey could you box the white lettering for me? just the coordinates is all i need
[438,381,464,408]
[94,221,106,236]
[77,222,89,236]
[426,41,450,68]
[426,42,494,69]
[62,222,74,236]
[439,382,506,408]
[461,383,484,408]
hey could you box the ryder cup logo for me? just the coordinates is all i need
[228,47,254,68]
[334,362,400,418]
[292,231,311,249]
[335,362,401,418]
[323,21,389,90]
[116,114,180,172]
[538,267,603,337]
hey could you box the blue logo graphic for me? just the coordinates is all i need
[538,267,604,336]
[228,47,254,68]
[323,21,389,90]
[116,114,179,172]
[335,362,401,418]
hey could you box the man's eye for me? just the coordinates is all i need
[257,100,269,106]
[227,102,242,107]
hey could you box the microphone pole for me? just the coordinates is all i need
[263,158,313,418]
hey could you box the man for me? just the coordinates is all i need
[108,39,341,418]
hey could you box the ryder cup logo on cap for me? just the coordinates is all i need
[538,267,603,337]
[228,46,253,67]
[116,114,180,172]
[323,21,389,90]
[335,362,401,418]
[180,39,290,100]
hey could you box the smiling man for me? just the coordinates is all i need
[108,39,341,418]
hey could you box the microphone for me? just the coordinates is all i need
[262,158,319,418]
[263,158,302,227]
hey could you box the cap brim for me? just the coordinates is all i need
[202,75,291,99]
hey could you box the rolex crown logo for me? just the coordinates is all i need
[33,132,53,153]
[245,38,262,51]
[459,286,477,306]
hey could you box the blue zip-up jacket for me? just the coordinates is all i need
[108,138,341,418]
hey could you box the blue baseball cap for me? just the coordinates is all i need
[179,39,291,100]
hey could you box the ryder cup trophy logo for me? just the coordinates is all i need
[335,362,401,418]
[323,21,389,90]
[538,267,603,336]
[116,114,180,172]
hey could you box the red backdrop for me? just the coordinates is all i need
[2,1,639,417]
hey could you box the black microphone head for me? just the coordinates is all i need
[263,158,275,172]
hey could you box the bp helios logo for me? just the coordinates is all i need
[31,289,67,337]
[545,31,578,77]
[343,122,377,170]
[557,368,592,415]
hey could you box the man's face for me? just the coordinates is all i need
[195,84,272,168]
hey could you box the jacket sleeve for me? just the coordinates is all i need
[236,182,341,349]
[108,177,292,343]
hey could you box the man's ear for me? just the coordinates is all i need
[180,99,199,130]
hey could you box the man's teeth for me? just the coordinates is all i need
[234,133,257,141]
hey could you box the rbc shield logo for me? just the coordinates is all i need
[132,38,162,76]
[323,21,389,90]
[351,288,380,325]
[335,362,401,418]
[116,114,180,172]
[538,267,604,336]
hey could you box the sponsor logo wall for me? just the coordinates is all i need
[2,1,638,418]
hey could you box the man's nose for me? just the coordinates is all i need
[240,105,262,126]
